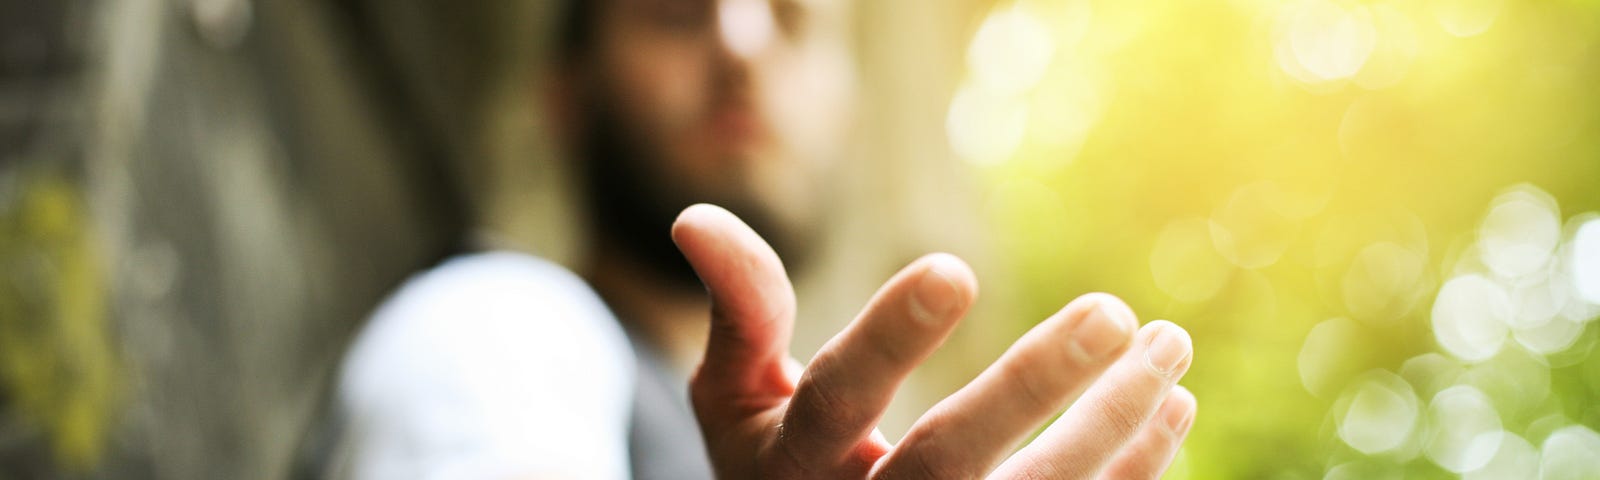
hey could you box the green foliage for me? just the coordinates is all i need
[0,171,119,470]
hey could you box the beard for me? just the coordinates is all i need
[577,92,825,293]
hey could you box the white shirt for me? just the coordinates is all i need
[334,252,636,479]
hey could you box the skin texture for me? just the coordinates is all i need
[672,204,1197,479]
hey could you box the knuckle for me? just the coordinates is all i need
[905,407,957,440]
[770,423,819,477]
[883,413,981,479]
[908,451,954,480]
[1001,353,1069,415]
[688,381,724,429]
[708,309,756,346]
[874,448,959,480]
[709,298,792,347]
[1006,462,1061,480]
[1091,391,1150,438]
[1112,457,1161,480]
[789,368,859,442]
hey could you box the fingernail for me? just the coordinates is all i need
[1143,321,1192,379]
[1067,301,1133,363]
[910,258,960,325]
[1161,388,1195,434]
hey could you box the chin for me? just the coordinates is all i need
[715,175,829,274]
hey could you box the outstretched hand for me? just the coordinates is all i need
[672,204,1196,479]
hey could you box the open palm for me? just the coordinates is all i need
[672,204,1196,479]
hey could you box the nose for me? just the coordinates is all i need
[717,0,775,59]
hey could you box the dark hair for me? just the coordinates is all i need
[555,0,601,64]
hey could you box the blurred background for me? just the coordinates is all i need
[1,0,1596,479]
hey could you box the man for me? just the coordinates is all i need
[330,0,1198,478]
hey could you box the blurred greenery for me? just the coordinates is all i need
[0,170,117,470]
[950,0,1600,477]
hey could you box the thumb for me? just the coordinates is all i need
[671,204,798,416]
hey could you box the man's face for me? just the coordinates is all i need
[569,0,856,284]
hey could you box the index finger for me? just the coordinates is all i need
[778,253,977,470]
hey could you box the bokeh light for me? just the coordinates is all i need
[1299,317,1366,399]
[1209,182,1300,270]
[1539,425,1600,480]
[1431,0,1506,37]
[1463,431,1539,480]
[1425,385,1503,473]
[1573,217,1600,305]
[947,83,1031,165]
[1431,274,1511,362]
[1151,218,1235,304]
[1334,369,1419,455]
[951,0,1600,476]
[966,4,1055,96]
[1277,0,1377,84]
[1478,186,1562,279]
[1341,241,1426,322]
